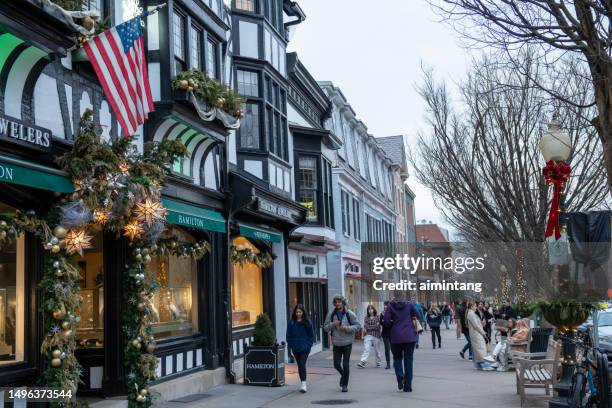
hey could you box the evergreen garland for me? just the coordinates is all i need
[230,245,273,269]
[171,70,245,119]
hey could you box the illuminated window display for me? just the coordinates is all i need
[231,237,263,327]
[75,233,104,349]
[147,227,198,339]
[0,203,24,365]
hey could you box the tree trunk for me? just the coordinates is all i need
[589,61,612,195]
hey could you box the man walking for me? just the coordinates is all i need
[324,295,361,392]
[442,302,452,329]
[379,301,392,369]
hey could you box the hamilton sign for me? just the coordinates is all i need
[243,344,285,386]
[0,113,52,152]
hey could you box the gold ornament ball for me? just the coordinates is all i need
[136,394,146,403]
[51,245,61,254]
[52,310,65,320]
[139,388,148,396]
[0,231,6,239]
[51,358,62,367]
[61,321,70,330]
[61,330,72,340]
[55,270,63,277]
[179,79,189,90]
[146,342,156,353]
[83,16,95,31]
[0,220,6,228]
[144,255,151,263]
[131,339,141,349]
[137,303,146,312]
[135,254,142,261]
[187,86,194,93]
[53,226,67,239]
[51,349,62,358]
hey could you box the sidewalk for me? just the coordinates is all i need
[157,328,548,408]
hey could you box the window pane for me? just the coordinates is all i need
[83,0,101,12]
[237,70,259,97]
[236,0,255,11]
[0,204,24,365]
[206,39,218,79]
[240,103,260,148]
[147,227,198,339]
[299,157,317,221]
[173,11,185,60]
[190,26,201,70]
[75,233,104,349]
[231,238,263,327]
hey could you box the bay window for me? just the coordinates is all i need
[298,156,317,222]
[240,102,261,149]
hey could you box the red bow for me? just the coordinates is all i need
[543,161,571,239]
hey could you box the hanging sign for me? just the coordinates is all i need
[0,113,52,152]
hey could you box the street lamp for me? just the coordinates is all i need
[539,118,572,162]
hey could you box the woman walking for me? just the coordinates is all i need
[358,305,382,368]
[467,302,494,370]
[380,301,392,369]
[286,304,316,393]
[426,306,442,348]
[384,293,421,392]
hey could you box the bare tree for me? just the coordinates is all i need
[428,0,612,192]
[409,53,609,244]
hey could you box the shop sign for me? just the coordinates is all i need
[345,262,360,275]
[257,198,301,222]
[300,254,318,277]
[0,113,52,152]
[244,348,278,386]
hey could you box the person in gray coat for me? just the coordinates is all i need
[324,295,361,392]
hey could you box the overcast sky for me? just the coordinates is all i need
[287,0,472,232]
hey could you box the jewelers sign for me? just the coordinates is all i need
[0,113,52,152]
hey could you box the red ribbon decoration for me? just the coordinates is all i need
[543,161,571,239]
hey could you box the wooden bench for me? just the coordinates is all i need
[515,337,561,407]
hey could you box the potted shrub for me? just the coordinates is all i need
[243,314,285,386]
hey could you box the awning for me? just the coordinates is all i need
[0,154,73,193]
[162,197,226,233]
[239,224,282,243]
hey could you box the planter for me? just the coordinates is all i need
[539,300,595,331]
[243,343,285,387]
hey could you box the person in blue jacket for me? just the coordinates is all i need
[286,304,316,393]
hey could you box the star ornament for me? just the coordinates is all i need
[64,229,93,256]
[93,209,110,225]
[134,199,167,226]
[124,220,144,241]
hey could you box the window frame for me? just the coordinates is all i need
[297,155,319,223]
[172,9,187,75]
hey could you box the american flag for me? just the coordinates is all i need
[84,15,154,136]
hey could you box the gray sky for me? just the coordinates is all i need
[287,0,471,230]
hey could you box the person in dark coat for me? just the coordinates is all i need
[383,294,421,392]
[286,304,316,393]
[426,306,442,348]
[458,301,472,360]
[379,301,392,369]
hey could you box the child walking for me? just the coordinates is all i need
[357,305,382,368]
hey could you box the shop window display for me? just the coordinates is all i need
[75,233,104,348]
[0,203,24,365]
[231,237,263,327]
[147,227,198,339]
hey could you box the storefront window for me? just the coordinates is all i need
[0,203,24,365]
[75,233,104,348]
[147,227,198,339]
[231,237,263,327]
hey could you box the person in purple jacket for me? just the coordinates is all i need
[383,294,421,392]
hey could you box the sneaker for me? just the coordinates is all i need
[482,366,495,371]
[468,356,473,360]
[357,361,366,368]
[496,366,507,372]
[397,377,404,390]
[491,362,500,368]
[459,351,465,359]
[341,385,348,392]
[385,364,391,369]
[483,355,495,363]
[376,362,382,368]
[416,344,419,349]
[300,381,307,393]
[403,387,413,393]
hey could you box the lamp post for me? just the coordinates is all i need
[539,117,575,404]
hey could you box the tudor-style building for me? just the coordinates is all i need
[0,0,238,403]
[286,52,341,353]
[226,0,307,381]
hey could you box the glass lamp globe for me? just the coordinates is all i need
[539,119,571,162]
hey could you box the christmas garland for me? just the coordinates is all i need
[230,245,273,269]
[171,70,244,119]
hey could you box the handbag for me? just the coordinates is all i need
[414,319,423,334]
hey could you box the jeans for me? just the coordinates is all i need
[382,336,391,365]
[431,326,441,347]
[391,342,416,391]
[293,351,309,381]
[360,335,382,365]
[443,315,451,329]
[461,332,473,357]
[333,344,352,387]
